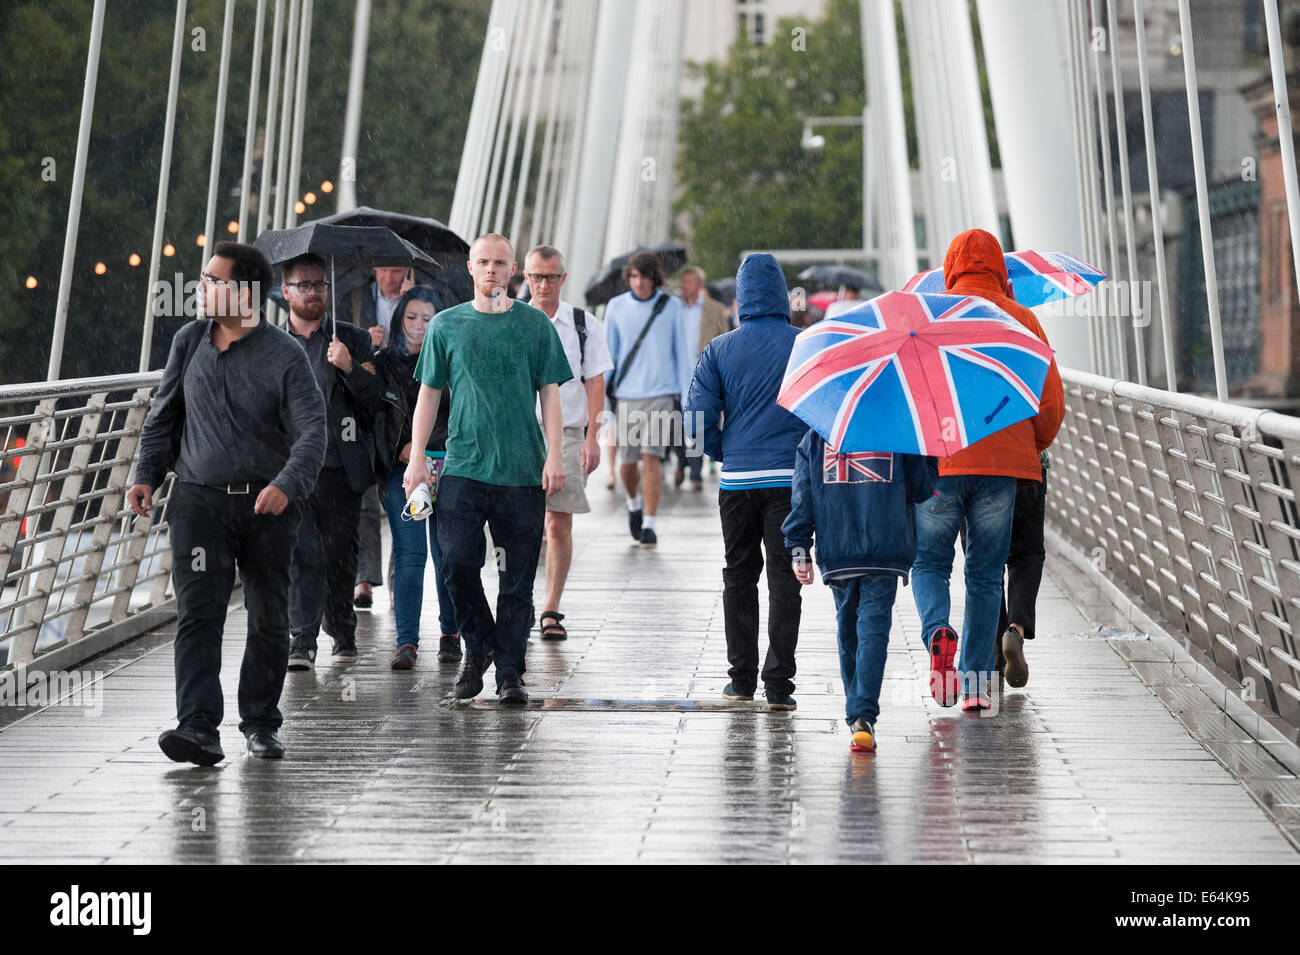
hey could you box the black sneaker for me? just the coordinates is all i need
[498,674,529,705]
[332,638,358,661]
[287,647,316,671]
[639,527,657,548]
[391,643,418,670]
[1001,625,1029,688]
[765,691,797,711]
[437,634,462,663]
[158,726,224,766]
[722,681,754,701]
[454,653,492,700]
[628,508,643,541]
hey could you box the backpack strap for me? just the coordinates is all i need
[573,307,589,383]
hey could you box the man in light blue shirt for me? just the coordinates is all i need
[604,251,693,547]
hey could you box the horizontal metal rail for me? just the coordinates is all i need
[1047,368,1300,731]
[0,372,177,668]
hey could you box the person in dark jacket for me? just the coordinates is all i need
[783,431,938,752]
[128,241,325,764]
[280,253,383,670]
[373,285,460,670]
[684,252,809,710]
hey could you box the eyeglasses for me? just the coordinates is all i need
[526,273,565,285]
[200,273,239,288]
[284,280,330,292]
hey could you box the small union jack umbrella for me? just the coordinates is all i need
[778,290,1055,458]
[902,250,1105,308]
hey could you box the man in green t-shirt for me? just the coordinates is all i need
[404,232,572,704]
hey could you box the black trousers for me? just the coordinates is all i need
[1000,469,1046,642]
[168,481,301,736]
[436,476,546,684]
[719,487,802,696]
[289,466,363,649]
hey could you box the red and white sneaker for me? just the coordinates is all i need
[849,717,876,752]
[961,688,994,712]
[927,626,959,707]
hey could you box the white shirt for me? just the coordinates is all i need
[374,286,400,344]
[540,300,614,429]
[680,297,703,365]
[824,298,863,320]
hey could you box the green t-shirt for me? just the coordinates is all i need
[414,299,573,486]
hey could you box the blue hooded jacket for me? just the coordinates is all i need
[683,254,808,489]
[782,430,939,582]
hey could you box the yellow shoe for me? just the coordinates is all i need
[849,717,876,752]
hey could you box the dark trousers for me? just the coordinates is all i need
[719,487,802,696]
[436,476,545,685]
[1000,469,1046,642]
[168,481,301,736]
[355,484,384,586]
[674,440,704,482]
[289,466,363,649]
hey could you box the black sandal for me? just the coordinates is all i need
[539,611,567,641]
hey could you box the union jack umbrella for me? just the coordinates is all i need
[778,290,1055,458]
[902,250,1105,308]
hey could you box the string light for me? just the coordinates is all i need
[25,276,37,289]
[163,244,175,257]
[129,253,141,266]
[94,262,107,275]
[294,201,306,215]
[196,234,206,247]
[304,192,317,205]
[320,180,334,193]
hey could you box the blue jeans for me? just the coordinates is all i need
[911,475,1017,691]
[830,574,898,725]
[381,463,457,648]
[436,475,545,684]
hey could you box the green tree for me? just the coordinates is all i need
[674,0,868,282]
[674,0,1000,281]
[0,0,486,385]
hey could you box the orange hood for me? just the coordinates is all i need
[943,228,1009,301]
[935,228,1066,482]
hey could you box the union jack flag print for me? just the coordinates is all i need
[777,290,1054,458]
[823,443,892,484]
[902,249,1105,309]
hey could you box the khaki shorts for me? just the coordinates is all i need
[616,395,677,464]
[546,427,591,514]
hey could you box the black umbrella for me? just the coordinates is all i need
[584,243,688,307]
[306,205,473,306]
[254,223,434,336]
[706,277,736,306]
[796,264,883,292]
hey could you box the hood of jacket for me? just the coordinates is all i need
[735,253,790,323]
[943,228,1008,301]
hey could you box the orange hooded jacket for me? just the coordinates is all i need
[938,228,1065,482]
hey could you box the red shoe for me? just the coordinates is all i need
[961,691,994,713]
[928,626,959,707]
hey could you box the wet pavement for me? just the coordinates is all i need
[1,464,1297,863]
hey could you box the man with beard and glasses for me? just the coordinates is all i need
[280,253,383,671]
[129,241,325,763]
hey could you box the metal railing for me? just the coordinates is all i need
[0,373,178,667]
[1047,368,1300,731]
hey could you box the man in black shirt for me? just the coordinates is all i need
[129,241,326,764]
[280,254,382,670]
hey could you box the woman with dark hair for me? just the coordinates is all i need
[373,285,460,670]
